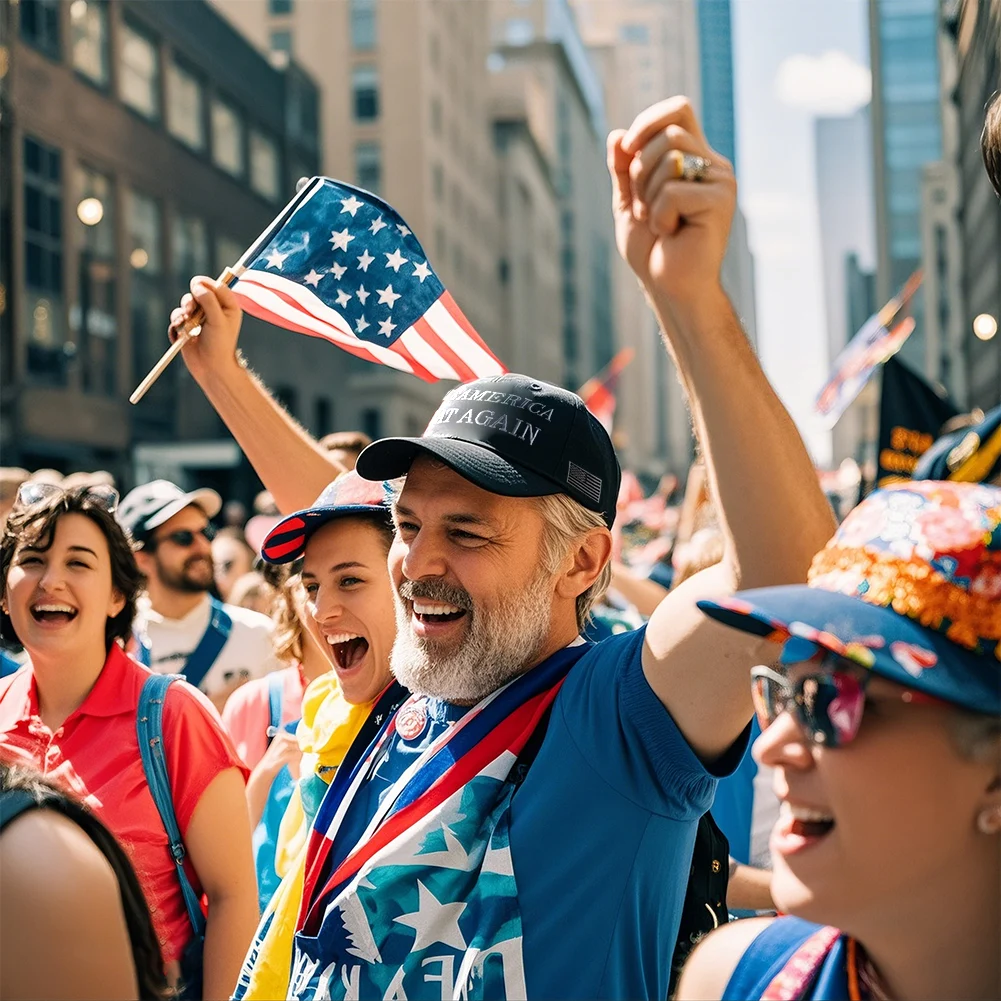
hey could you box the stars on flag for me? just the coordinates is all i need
[379,318,397,337]
[392,881,467,952]
[385,248,408,272]
[335,289,352,308]
[330,261,347,280]
[397,223,412,237]
[356,315,370,334]
[330,228,353,252]
[340,194,364,216]
[356,285,371,305]
[377,284,401,309]
[370,216,388,235]
[266,248,288,270]
[412,260,431,283]
[357,249,375,272]
[304,269,324,287]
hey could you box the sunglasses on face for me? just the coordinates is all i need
[151,524,217,549]
[750,652,946,748]
[16,481,119,513]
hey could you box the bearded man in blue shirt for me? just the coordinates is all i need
[170,97,836,1000]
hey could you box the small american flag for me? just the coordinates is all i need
[578,347,635,432]
[228,177,506,382]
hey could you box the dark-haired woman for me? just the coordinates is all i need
[0,484,259,999]
[1,763,169,1001]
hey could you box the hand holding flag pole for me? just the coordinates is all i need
[129,176,505,405]
[129,266,242,404]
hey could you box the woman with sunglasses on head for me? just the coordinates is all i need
[0,483,260,1000]
[677,481,1001,1001]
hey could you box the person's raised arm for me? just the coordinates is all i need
[168,277,345,514]
[608,97,836,761]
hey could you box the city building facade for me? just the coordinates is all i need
[815,110,879,465]
[869,0,944,374]
[211,0,505,441]
[949,0,1001,410]
[695,0,736,171]
[1,0,321,494]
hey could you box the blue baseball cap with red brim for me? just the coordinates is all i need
[260,471,390,565]
[698,482,1001,715]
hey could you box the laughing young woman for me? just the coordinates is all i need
[232,471,403,1001]
[0,483,259,1000]
[678,481,1001,1001]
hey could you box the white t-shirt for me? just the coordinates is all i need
[133,594,281,697]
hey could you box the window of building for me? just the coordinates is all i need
[211,97,244,177]
[270,29,292,67]
[119,19,160,120]
[350,0,377,50]
[269,0,293,13]
[619,23,650,44]
[432,162,444,202]
[126,189,167,386]
[23,136,66,383]
[74,165,117,395]
[313,397,332,437]
[286,75,319,147]
[431,96,442,136]
[125,190,162,275]
[215,234,246,273]
[435,226,446,265]
[361,407,381,441]
[166,60,205,151]
[172,214,209,287]
[504,19,533,46]
[71,1,109,86]
[275,385,298,418]
[354,142,381,194]
[20,0,61,59]
[352,64,379,121]
[250,130,281,200]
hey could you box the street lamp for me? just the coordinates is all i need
[76,196,104,226]
[973,313,998,341]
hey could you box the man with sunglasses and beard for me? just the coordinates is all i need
[120,480,280,710]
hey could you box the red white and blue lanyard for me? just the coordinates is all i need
[298,640,589,934]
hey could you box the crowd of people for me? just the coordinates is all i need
[0,95,998,1001]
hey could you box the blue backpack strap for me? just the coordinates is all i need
[724,918,839,1000]
[137,674,207,939]
[266,671,284,744]
[182,597,233,690]
[0,650,23,678]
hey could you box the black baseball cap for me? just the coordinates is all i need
[355,374,621,526]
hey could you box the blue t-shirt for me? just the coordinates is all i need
[315,627,744,1000]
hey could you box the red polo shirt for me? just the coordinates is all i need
[0,644,248,963]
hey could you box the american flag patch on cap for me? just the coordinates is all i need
[567,461,603,506]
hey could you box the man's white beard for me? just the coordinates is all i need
[390,571,554,704]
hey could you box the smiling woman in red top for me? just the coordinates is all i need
[0,483,259,1000]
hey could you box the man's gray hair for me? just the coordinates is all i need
[534,492,612,631]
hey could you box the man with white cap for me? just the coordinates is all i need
[119,479,280,707]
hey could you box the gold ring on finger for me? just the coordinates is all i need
[668,149,711,183]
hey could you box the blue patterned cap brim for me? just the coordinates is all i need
[699,585,1001,715]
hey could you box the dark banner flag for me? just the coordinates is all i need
[877,356,958,487]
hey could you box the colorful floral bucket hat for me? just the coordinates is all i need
[698,481,1001,714]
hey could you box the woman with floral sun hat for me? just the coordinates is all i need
[677,480,1001,1001]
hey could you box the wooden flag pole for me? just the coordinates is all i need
[129,266,239,405]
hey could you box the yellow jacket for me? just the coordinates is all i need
[241,673,372,1001]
